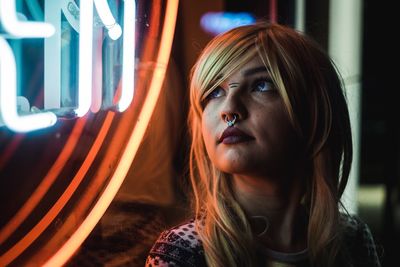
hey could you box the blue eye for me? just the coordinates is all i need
[207,87,225,99]
[253,79,274,92]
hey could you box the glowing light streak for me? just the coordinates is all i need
[118,0,136,112]
[94,0,122,40]
[0,114,113,266]
[74,1,94,117]
[0,1,178,266]
[0,118,86,245]
[91,27,104,113]
[0,38,57,132]
[2,0,138,130]
[0,0,55,38]
[43,0,179,265]
[44,0,62,110]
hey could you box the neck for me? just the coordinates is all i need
[232,173,308,252]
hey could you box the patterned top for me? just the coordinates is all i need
[145,214,382,267]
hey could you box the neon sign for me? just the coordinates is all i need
[0,0,136,132]
[0,1,179,266]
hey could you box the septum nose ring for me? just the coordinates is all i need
[226,114,237,127]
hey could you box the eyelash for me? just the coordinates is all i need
[208,87,224,99]
[203,78,275,105]
[252,78,274,92]
[201,87,223,107]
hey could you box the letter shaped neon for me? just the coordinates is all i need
[0,0,55,38]
[74,0,94,117]
[75,0,136,115]
[46,0,135,116]
[0,0,57,132]
[94,0,122,40]
[44,0,95,117]
[119,0,136,112]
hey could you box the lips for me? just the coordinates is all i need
[218,127,254,144]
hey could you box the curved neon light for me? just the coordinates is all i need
[118,0,136,112]
[0,0,55,38]
[0,38,57,132]
[0,118,86,245]
[94,0,122,40]
[43,0,179,265]
[0,114,113,266]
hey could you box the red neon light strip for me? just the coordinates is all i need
[0,113,114,266]
[43,1,179,265]
[0,119,86,244]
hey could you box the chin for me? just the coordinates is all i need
[216,161,254,175]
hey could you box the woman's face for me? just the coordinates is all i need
[201,55,300,178]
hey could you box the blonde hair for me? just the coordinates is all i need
[188,22,352,267]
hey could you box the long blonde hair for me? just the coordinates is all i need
[188,22,352,267]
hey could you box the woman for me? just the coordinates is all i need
[146,22,381,267]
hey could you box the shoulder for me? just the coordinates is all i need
[339,213,382,267]
[340,213,377,247]
[145,219,206,267]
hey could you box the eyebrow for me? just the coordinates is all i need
[243,66,269,76]
[214,66,269,82]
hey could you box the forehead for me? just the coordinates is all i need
[225,56,268,80]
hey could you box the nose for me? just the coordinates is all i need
[220,94,246,125]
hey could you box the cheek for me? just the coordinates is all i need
[201,111,218,157]
[255,102,296,150]
[264,110,298,156]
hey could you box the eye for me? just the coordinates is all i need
[253,79,274,92]
[201,87,225,108]
[206,87,225,100]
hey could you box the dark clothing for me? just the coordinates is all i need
[145,214,381,267]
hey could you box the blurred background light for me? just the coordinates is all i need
[200,12,256,36]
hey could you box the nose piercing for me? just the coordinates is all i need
[226,114,237,127]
